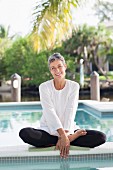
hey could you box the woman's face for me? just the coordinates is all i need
[49,59,67,80]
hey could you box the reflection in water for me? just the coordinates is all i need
[75,110,113,142]
[0,119,12,132]
[0,110,113,143]
[43,159,113,170]
[60,160,70,170]
[0,113,12,132]
[0,111,42,134]
[0,159,106,170]
[75,110,100,129]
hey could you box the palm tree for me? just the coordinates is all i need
[94,0,113,22]
[0,25,14,79]
[0,25,9,38]
[0,25,12,59]
[31,0,81,52]
[63,24,113,79]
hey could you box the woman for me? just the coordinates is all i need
[19,53,106,158]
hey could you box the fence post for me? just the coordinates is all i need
[11,73,21,102]
[80,59,84,88]
[90,71,100,101]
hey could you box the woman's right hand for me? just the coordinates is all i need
[55,138,61,151]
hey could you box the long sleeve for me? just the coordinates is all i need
[63,82,79,131]
[39,83,63,135]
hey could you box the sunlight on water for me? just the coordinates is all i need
[0,111,42,146]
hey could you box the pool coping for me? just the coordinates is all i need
[0,142,113,157]
[0,100,113,111]
[80,100,113,112]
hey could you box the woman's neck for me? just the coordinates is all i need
[53,79,66,90]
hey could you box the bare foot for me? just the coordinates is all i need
[68,129,87,142]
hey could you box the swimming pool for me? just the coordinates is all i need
[0,154,113,170]
[0,101,113,170]
[0,101,113,147]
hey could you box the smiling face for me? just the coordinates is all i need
[49,59,67,80]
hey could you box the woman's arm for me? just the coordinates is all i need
[63,82,80,132]
[39,83,63,135]
[39,83,70,158]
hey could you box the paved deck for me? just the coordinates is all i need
[0,142,113,157]
[0,143,113,169]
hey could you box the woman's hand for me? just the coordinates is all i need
[59,134,70,158]
[56,128,70,158]
[55,138,61,151]
[55,134,70,158]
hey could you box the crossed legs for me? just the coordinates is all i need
[19,128,106,148]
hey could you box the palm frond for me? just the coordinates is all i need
[31,0,79,52]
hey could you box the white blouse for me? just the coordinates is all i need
[39,79,80,136]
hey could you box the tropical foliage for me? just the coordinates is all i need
[3,37,52,85]
[1,0,113,85]
[94,0,113,22]
[62,24,113,79]
[1,23,113,85]
[31,0,80,52]
[0,25,13,79]
[0,25,11,59]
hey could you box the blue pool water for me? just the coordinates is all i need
[0,157,113,170]
[0,102,113,170]
[0,102,113,147]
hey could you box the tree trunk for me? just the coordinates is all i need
[93,47,109,80]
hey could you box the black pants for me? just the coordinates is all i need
[19,128,106,148]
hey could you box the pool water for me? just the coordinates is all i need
[0,103,113,147]
[0,102,113,170]
[0,159,113,170]
[75,110,113,142]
